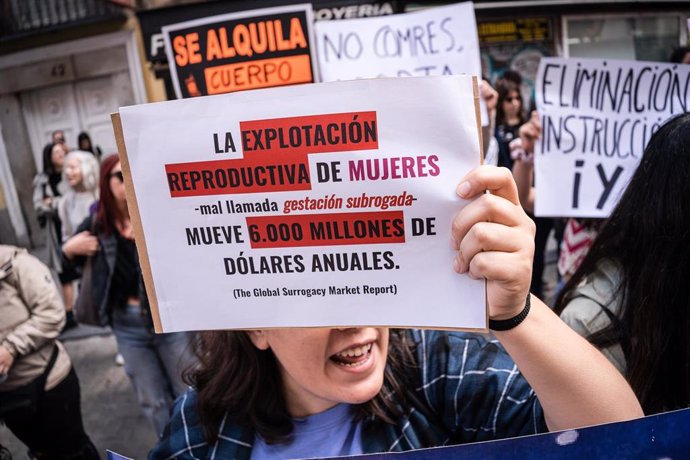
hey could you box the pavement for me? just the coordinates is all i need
[0,329,158,459]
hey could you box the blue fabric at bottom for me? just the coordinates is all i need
[250,404,363,460]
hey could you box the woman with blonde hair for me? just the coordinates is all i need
[58,150,99,241]
[56,150,100,327]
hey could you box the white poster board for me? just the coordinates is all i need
[314,2,487,123]
[116,76,486,333]
[535,57,690,217]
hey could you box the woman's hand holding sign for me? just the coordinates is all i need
[452,165,535,321]
[451,165,642,431]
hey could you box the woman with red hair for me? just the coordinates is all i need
[62,154,194,437]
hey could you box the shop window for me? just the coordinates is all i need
[564,15,683,62]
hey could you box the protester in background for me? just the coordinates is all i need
[77,132,102,159]
[555,113,690,414]
[508,111,554,301]
[669,46,690,64]
[56,151,100,328]
[52,130,66,145]
[150,165,642,459]
[59,151,100,242]
[0,245,98,459]
[557,218,603,286]
[62,155,194,437]
[32,142,72,304]
[494,78,526,170]
[513,116,602,295]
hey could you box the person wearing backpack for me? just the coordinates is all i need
[0,245,98,459]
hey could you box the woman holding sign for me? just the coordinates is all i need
[555,113,690,414]
[62,155,194,438]
[150,165,642,458]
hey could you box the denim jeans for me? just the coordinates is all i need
[112,304,194,437]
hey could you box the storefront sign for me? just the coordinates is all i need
[114,76,485,332]
[314,1,396,21]
[478,18,552,44]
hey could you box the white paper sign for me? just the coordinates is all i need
[535,57,690,217]
[314,2,487,124]
[118,76,485,332]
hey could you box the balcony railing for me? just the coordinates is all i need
[0,0,126,40]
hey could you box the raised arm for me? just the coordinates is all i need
[510,111,540,213]
[452,165,642,430]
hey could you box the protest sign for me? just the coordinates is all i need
[535,57,690,217]
[114,76,485,333]
[314,2,481,81]
[313,1,487,124]
[162,4,318,99]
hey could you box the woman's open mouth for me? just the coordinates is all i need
[330,343,373,368]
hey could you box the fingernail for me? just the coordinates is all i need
[457,181,471,198]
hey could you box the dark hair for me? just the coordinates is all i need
[186,329,417,444]
[669,46,690,63]
[501,69,523,86]
[78,132,93,151]
[555,113,690,414]
[494,78,525,128]
[95,154,122,235]
[41,142,56,174]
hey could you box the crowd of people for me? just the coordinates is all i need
[2,131,193,458]
[2,46,690,458]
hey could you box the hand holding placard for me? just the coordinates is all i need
[452,166,534,320]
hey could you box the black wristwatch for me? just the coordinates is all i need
[489,294,531,331]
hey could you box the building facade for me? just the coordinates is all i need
[0,0,687,246]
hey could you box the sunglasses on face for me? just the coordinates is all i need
[110,171,124,182]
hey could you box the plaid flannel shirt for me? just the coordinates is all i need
[150,330,547,459]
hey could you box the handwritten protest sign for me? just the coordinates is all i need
[114,76,485,333]
[535,57,690,217]
[315,2,481,81]
[162,4,318,99]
